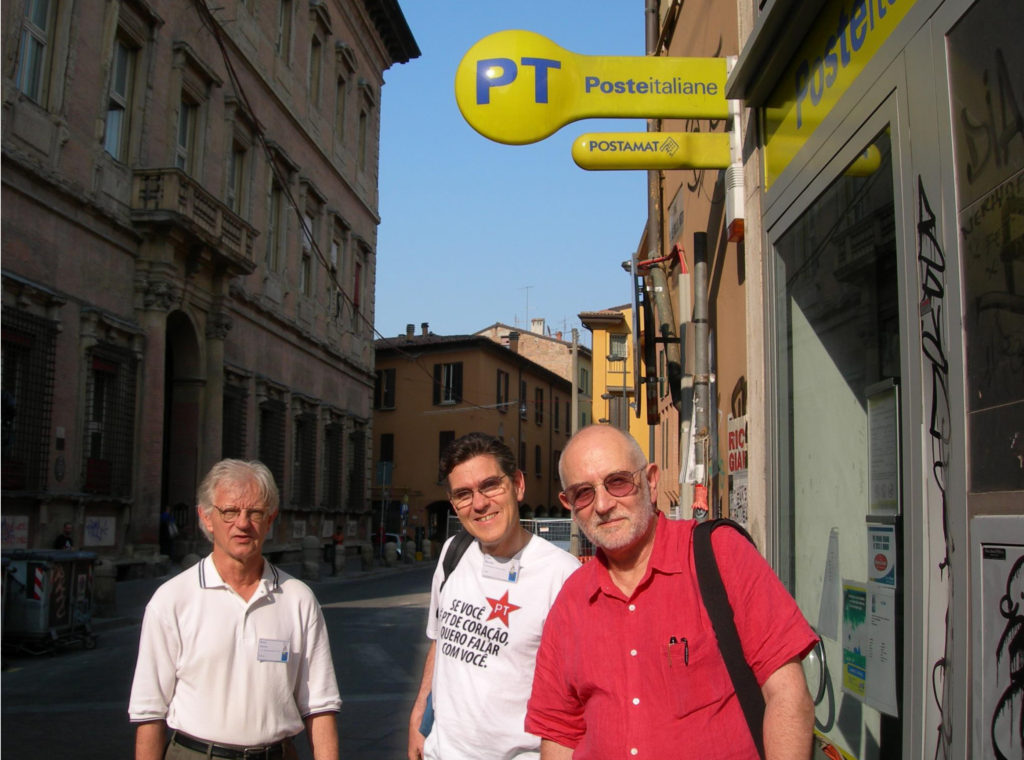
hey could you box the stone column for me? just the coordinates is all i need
[202,308,231,475]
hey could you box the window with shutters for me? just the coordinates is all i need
[433,362,462,405]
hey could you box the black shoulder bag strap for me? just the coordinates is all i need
[439,530,474,594]
[693,518,767,760]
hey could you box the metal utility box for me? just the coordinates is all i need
[2,550,97,653]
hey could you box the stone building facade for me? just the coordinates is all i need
[1,0,417,567]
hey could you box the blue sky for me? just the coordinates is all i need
[375,3,649,347]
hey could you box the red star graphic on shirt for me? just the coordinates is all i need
[485,590,521,627]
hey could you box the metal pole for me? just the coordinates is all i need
[693,231,710,521]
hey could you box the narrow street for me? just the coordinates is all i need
[1,562,435,760]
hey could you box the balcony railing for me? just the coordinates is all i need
[131,168,258,275]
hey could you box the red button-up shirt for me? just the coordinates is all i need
[526,514,817,759]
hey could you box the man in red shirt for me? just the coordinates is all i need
[525,425,817,759]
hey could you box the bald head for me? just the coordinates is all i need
[558,425,648,489]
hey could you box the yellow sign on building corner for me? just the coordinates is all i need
[455,30,729,146]
[572,132,730,171]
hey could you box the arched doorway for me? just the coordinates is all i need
[162,311,203,539]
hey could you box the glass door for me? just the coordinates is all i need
[772,128,903,759]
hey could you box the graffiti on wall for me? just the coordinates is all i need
[918,177,955,759]
[991,553,1024,760]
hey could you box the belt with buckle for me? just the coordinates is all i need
[171,730,287,759]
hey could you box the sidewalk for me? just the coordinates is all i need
[91,554,433,633]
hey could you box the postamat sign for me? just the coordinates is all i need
[455,30,730,161]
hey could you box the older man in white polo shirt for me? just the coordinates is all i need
[129,459,340,760]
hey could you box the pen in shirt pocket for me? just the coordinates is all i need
[668,636,689,666]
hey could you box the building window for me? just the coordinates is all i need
[520,380,527,419]
[439,430,455,472]
[380,433,395,464]
[266,178,285,271]
[222,383,247,459]
[175,96,197,172]
[276,0,293,60]
[534,387,544,425]
[534,445,542,477]
[578,366,589,395]
[308,35,322,107]
[519,441,527,473]
[2,309,57,492]
[335,76,348,141]
[353,259,362,317]
[226,139,248,215]
[358,108,368,171]
[553,395,560,432]
[496,369,509,413]
[104,37,136,160]
[433,362,463,405]
[83,348,137,497]
[347,427,366,509]
[259,398,286,488]
[300,211,315,297]
[609,394,630,432]
[374,368,396,410]
[15,0,55,104]
[609,334,627,360]
[323,422,344,509]
[293,412,316,505]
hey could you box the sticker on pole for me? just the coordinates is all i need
[455,30,729,145]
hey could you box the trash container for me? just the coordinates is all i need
[3,550,97,653]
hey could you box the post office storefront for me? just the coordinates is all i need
[728,0,1023,757]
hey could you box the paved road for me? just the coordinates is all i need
[1,560,435,760]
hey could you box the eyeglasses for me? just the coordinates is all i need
[561,467,646,509]
[211,505,269,524]
[449,474,510,510]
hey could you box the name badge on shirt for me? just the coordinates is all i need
[257,638,289,662]
[481,554,520,582]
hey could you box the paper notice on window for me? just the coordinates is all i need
[817,528,840,640]
[865,583,898,716]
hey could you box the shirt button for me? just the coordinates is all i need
[632,697,640,705]
[628,604,636,612]
[630,649,637,656]
[630,749,638,756]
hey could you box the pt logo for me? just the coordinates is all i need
[476,57,561,104]
[486,591,520,627]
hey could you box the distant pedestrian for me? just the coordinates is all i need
[53,522,73,550]
[158,505,179,558]
[129,459,340,760]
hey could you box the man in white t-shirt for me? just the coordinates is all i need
[129,459,341,760]
[407,433,580,760]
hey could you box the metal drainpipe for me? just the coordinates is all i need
[692,231,710,521]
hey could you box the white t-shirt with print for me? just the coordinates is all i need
[425,534,579,760]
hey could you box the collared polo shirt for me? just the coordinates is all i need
[526,514,817,759]
[128,556,341,745]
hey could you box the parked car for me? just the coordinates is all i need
[372,531,403,559]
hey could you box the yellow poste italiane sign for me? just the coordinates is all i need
[763,0,916,188]
[572,132,730,170]
[455,30,728,145]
